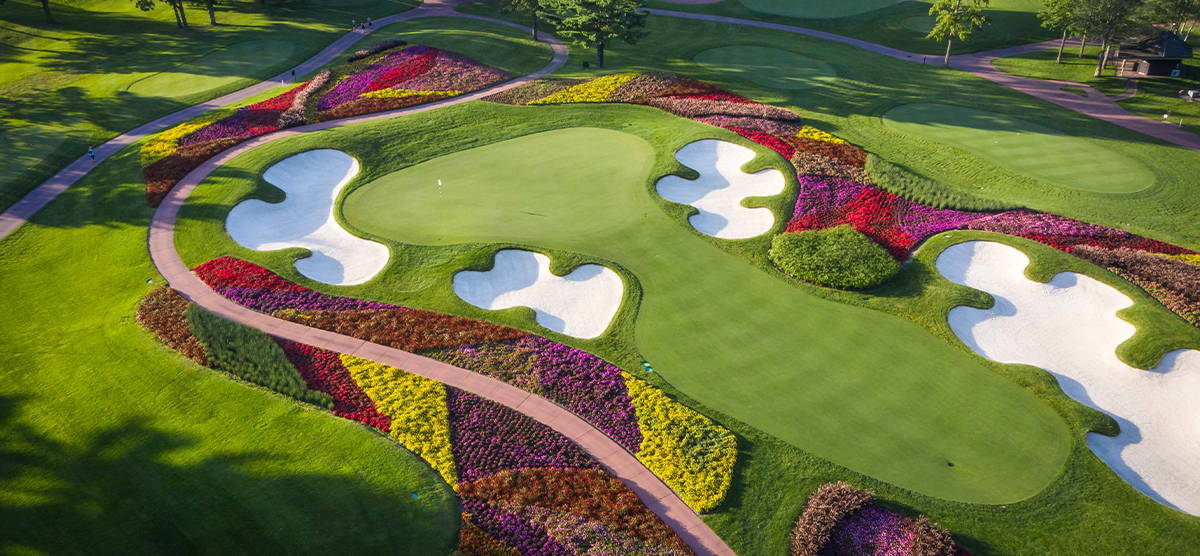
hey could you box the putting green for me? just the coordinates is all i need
[738,0,903,19]
[882,103,1154,193]
[126,40,295,99]
[694,46,836,91]
[900,15,937,35]
[341,125,1070,503]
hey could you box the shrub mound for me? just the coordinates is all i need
[769,226,902,289]
[865,156,1021,212]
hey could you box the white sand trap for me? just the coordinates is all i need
[655,139,785,239]
[453,250,623,339]
[226,149,389,286]
[937,241,1200,515]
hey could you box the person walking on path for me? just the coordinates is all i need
[367,17,372,28]
[88,147,95,162]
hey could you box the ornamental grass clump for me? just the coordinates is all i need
[348,38,407,62]
[186,305,334,408]
[770,226,901,290]
[790,482,875,556]
[278,70,330,128]
[865,156,1019,212]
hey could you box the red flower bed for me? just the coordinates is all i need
[276,308,530,352]
[143,137,241,206]
[457,467,691,552]
[275,340,392,430]
[194,256,308,292]
[364,50,438,93]
[788,189,917,259]
[726,126,796,160]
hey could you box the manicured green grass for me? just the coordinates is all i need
[310,16,554,78]
[0,0,419,212]
[693,45,836,91]
[0,117,459,554]
[735,0,902,20]
[186,106,1075,505]
[172,99,1200,556]
[881,103,1154,193]
[990,46,1127,95]
[641,0,1055,55]
[991,44,1200,136]
[457,6,1200,250]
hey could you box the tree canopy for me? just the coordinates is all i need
[927,0,991,64]
[549,0,648,68]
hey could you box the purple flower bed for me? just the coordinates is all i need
[426,336,643,453]
[212,287,402,313]
[446,388,598,482]
[399,50,512,92]
[317,45,435,111]
[823,505,915,556]
[464,498,575,556]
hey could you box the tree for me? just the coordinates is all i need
[10,0,58,24]
[548,0,648,68]
[499,0,543,40]
[1152,0,1200,33]
[198,0,219,25]
[132,0,190,29]
[926,0,991,65]
[1074,0,1146,76]
[1039,0,1079,63]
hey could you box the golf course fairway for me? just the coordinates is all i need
[882,103,1154,194]
[341,126,1071,503]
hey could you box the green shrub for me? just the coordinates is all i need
[769,227,901,290]
[186,305,334,409]
[866,155,1021,212]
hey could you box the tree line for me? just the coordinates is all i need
[924,0,1199,72]
[1040,0,1199,75]
[499,0,647,69]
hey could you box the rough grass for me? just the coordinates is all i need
[172,99,1200,555]
[0,0,423,211]
[638,0,1056,55]
[769,226,902,289]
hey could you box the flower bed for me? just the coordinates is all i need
[139,42,511,207]
[486,71,1200,326]
[791,483,966,556]
[194,256,737,512]
[137,288,694,556]
[136,286,208,366]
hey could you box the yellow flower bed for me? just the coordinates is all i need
[623,372,736,513]
[340,355,458,485]
[796,125,847,145]
[531,72,639,105]
[140,108,236,166]
[360,88,461,99]
[1162,253,1200,266]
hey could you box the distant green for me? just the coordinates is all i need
[694,45,837,90]
[882,103,1154,193]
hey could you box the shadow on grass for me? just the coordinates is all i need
[0,394,455,555]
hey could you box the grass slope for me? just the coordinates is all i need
[0,0,419,211]
[171,100,1200,556]
[641,0,1055,55]
[881,103,1154,193]
[693,45,837,91]
[991,44,1200,136]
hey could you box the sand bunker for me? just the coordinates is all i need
[226,149,389,286]
[937,241,1200,515]
[453,250,623,339]
[655,139,785,239]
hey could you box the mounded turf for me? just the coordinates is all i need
[125,40,297,99]
[882,103,1155,193]
[343,125,1071,504]
[693,46,836,91]
[737,0,902,19]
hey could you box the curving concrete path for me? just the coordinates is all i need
[648,9,1200,152]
